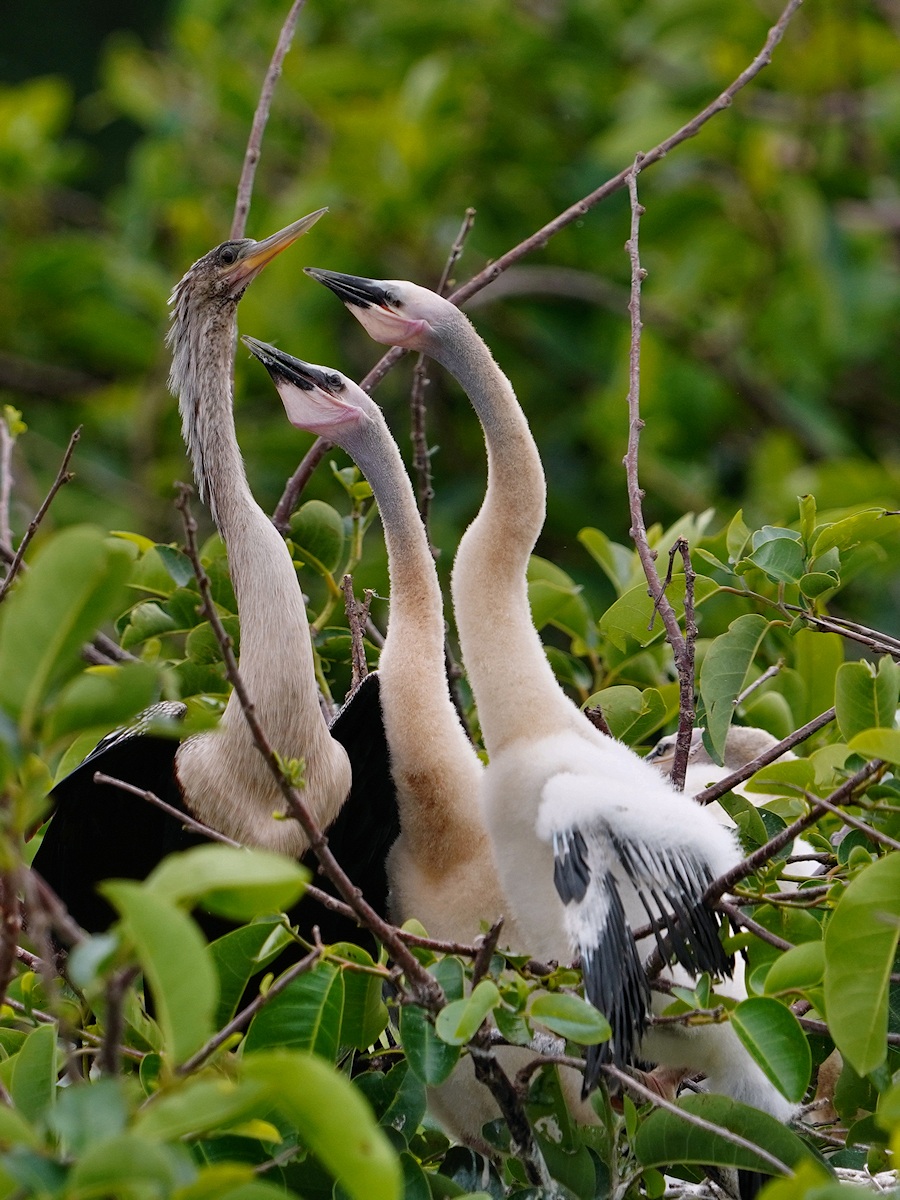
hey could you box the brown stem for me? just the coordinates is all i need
[716,900,793,952]
[230,0,309,240]
[0,427,80,604]
[469,1031,553,1188]
[272,437,333,534]
[0,868,21,1012]
[341,574,372,689]
[703,760,885,905]
[98,966,139,1075]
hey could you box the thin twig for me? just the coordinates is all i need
[0,867,21,1013]
[29,871,87,948]
[694,706,836,806]
[716,900,793,952]
[176,485,443,1009]
[0,427,80,603]
[230,0,308,240]
[736,661,784,705]
[272,438,332,534]
[177,946,321,1075]
[98,966,139,1075]
[93,772,243,847]
[471,919,504,989]
[703,759,885,905]
[622,164,695,791]
[787,607,900,661]
[602,1063,792,1178]
[341,574,373,689]
[469,1031,553,1188]
[0,417,14,558]
[799,789,900,852]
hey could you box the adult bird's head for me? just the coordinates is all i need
[166,209,326,510]
[242,337,377,442]
[304,269,453,355]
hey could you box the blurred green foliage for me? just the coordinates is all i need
[1,0,898,633]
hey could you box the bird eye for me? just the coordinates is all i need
[219,246,239,265]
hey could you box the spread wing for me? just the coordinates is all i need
[546,771,735,1093]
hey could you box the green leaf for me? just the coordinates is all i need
[743,760,814,795]
[599,575,719,652]
[764,942,825,996]
[730,997,811,1102]
[102,881,218,1064]
[46,661,160,741]
[578,527,633,596]
[209,918,295,1028]
[9,1023,56,1124]
[48,1077,129,1155]
[400,1005,460,1086]
[529,992,611,1046]
[699,615,770,762]
[824,853,900,1075]
[66,1132,190,1198]
[0,526,133,735]
[744,533,805,584]
[334,943,389,1050]
[0,1102,41,1150]
[633,1092,813,1176]
[793,629,843,726]
[835,658,900,741]
[725,510,752,563]
[527,556,594,646]
[243,1050,401,1200]
[583,686,642,740]
[435,981,501,1045]
[290,500,345,573]
[799,572,839,599]
[244,962,344,1061]
[134,1076,272,1141]
[147,844,308,921]
[811,508,890,557]
[848,728,900,765]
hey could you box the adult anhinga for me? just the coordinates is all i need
[33,218,395,941]
[306,271,794,1187]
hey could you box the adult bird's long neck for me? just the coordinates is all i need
[438,317,576,753]
[340,417,482,870]
[169,297,349,848]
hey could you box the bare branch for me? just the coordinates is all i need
[0,417,14,558]
[717,900,793,952]
[272,438,332,534]
[230,0,309,240]
[341,574,373,689]
[98,966,139,1075]
[471,919,504,989]
[0,868,21,1013]
[469,1033,553,1188]
[694,706,836,806]
[0,427,81,604]
[176,485,443,1009]
[93,772,243,847]
[703,759,885,905]
[621,164,696,791]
